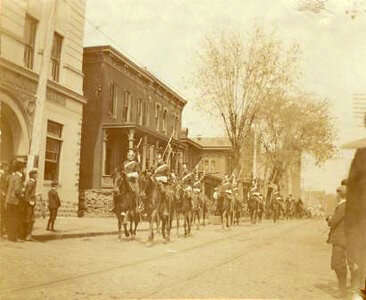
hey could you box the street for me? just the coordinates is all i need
[0,219,339,299]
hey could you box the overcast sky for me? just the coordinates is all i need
[83,0,366,193]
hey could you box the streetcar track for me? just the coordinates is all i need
[4,221,309,295]
[139,221,307,299]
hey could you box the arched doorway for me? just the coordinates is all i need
[0,92,30,164]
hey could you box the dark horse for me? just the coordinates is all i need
[191,192,202,230]
[174,184,192,237]
[217,190,231,230]
[139,173,174,242]
[248,194,259,224]
[231,196,242,225]
[114,171,139,240]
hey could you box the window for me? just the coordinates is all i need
[142,101,148,126]
[51,32,63,82]
[24,15,37,69]
[155,104,161,131]
[122,91,130,122]
[44,121,63,181]
[162,109,167,133]
[137,98,142,125]
[108,82,117,117]
[210,159,216,172]
[204,159,209,172]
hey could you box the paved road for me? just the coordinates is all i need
[0,219,339,299]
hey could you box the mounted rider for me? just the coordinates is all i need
[123,149,140,197]
[153,153,170,216]
[222,174,233,199]
[192,172,204,209]
[181,163,194,200]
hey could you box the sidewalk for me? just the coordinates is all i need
[31,216,150,242]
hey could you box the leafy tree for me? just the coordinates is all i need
[257,90,336,186]
[192,26,299,175]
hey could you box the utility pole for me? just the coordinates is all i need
[26,0,58,176]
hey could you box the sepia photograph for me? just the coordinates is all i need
[0,0,365,299]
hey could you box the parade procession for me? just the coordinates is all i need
[1,0,366,299]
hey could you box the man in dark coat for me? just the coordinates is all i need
[327,186,348,298]
[21,170,38,240]
[0,162,10,238]
[5,161,24,242]
[345,148,366,296]
[47,181,61,231]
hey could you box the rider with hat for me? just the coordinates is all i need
[181,163,194,205]
[123,149,140,198]
[153,153,170,216]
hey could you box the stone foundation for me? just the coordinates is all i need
[78,189,114,217]
[33,195,79,218]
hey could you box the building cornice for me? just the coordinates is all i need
[0,58,86,105]
[84,45,187,108]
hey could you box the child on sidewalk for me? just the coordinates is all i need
[47,181,61,231]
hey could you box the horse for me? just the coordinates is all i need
[217,190,231,230]
[139,173,173,242]
[247,194,259,224]
[232,197,242,225]
[174,184,192,237]
[114,171,139,240]
[191,192,202,230]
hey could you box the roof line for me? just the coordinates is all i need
[84,45,187,106]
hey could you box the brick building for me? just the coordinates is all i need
[80,46,186,191]
[180,130,233,199]
[0,0,86,215]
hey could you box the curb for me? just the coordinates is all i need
[33,227,150,242]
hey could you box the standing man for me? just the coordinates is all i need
[327,185,348,298]
[5,161,24,242]
[47,181,61,231]
[0,162,11,238]
[345,147,366,297]
[21,170,38,240]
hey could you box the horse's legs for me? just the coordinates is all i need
[148,212,155,241]
[202,205,206,226]
[183,213,187,237]
[117,215,122,240]
[196,210,200,230]
[176,212,180,236]
[161,215,166,240]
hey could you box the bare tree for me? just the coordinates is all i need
[192,26,299,175]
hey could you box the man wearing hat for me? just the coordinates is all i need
[47,181,61,231]
[20,169,38,240]
[181,163,194,201]
[153,153,169,216]
[5,161,24,242]
[123,149,140,197]
[0,162,11,238]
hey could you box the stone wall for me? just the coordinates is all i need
[79,189,114,217]
[33,194,79,218]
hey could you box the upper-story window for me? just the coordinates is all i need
[24,15,37,70]
[142,101,149,126]
[162,109,167,134]
[108,82,118,118]
[122,91,131,122]
[51,32,63,82]
[155,104,161,131]
[137,98,143,125]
